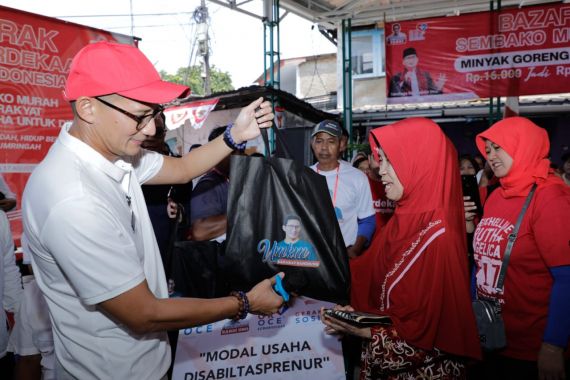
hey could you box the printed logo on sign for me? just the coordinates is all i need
[257,314,286,332]
[257,213,320,268]
[168,110,189,125]
[183,324,214,336]
[295,308,322,325]
[410,23,427,41]
[220,320,250,335]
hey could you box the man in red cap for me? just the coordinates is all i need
[21,41,283,379]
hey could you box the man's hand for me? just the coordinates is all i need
[538,342,566,380]
[231,97,274,144]
[347,236,368,259]
[246,273,285,316]
[347,245,364,259]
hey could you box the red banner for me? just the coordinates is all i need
[385,3,570,104]
[0,6,135,242]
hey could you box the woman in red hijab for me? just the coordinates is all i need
[470,117,570,379]
[322,118,480,379]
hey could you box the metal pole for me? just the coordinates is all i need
[342,19,353,158]
[262,0,281,154]
[495,0,502,121]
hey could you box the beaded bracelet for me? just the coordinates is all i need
[229,291,250,321]
[223,123,246,151]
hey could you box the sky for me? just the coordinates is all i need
[1,0,337,89]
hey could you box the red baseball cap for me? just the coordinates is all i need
[63,41,189,103]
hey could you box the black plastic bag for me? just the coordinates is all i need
[224,151,350,305]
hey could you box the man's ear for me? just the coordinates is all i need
[74,96,96,124]
[339,136,348,152]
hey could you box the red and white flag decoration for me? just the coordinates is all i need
[503,96,520,118]
[164,98,219,131]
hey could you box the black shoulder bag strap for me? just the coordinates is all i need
[495,183,538,291]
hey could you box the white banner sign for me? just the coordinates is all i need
[173,297,345,380]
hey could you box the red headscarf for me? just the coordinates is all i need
[476,117,561,198]
[368,118,480,359]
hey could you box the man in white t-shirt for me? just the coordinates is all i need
[22,41,284,380]
[310,120,376,258]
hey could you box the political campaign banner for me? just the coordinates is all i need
[172,297,345,380]
[164,98,219,131]
[385,3,570,104]
[0,6,135,241]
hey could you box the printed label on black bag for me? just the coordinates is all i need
[257,214,320,268]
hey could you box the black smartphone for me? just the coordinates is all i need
[461,174,483,216]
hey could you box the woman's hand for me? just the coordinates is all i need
[538,342,566,380]
[464,196,477,233]
[320,305,372,339]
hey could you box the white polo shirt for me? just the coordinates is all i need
[311,160,375,246]
[22,124,170,379]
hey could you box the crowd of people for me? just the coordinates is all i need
[1,40,569,380]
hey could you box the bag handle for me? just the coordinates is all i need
[260,122,294,160]
[495,183,537,291]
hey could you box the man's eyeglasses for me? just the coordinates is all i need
[96,97,163,131]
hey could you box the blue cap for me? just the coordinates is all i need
[311,120,342,138]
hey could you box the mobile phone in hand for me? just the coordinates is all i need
[461,174,483,215]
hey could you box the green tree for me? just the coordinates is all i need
[160,65,234,96]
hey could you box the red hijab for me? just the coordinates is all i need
[368,118,480,359]
[476,117,562,198]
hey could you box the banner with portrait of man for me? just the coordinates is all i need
[385,3,570,104]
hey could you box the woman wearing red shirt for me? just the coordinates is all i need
[470,117,570,379]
